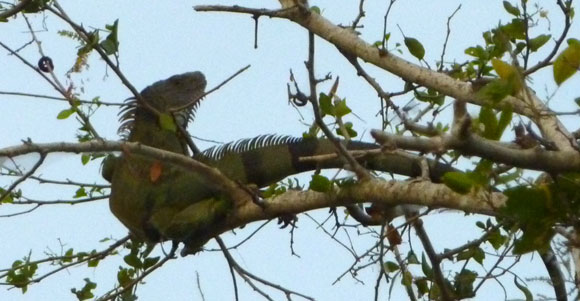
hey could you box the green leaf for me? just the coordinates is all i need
[454,269,477,298]
[457,247,485,264]
[487,227,507,249]
[528,34,551,52]
[476,79,516,103]
[63,248,74,263]
[87,257,100,268]
[143,256,160,270]
[309,174,332,192]
[442,172,475,194]
[514,276,533,301]
[408,251,419,264]
[383,261,400,273]
[333,99,352,118]
[415,279,429,296]
[319,93,333,116]
[117,268,134,287]
[479,106,498,139]
[421,253,433,279]
[57,108,75,120]
[482,31,493,45]
[70,278,97,301]
[414,89,444,105]
[464,45,488,60]
[384,33,391,42]
[575,97,580,107]
[310,6,320,14]
[503,1,520,16]
[81,154,90,165]
[74,187,87,199]
[501,19,526,40]
[553,39,580,85]
[496,105,513,140]
[99,20,119,55]
[336,122,358,138]
[496,168,522,184]
[124,253,142,269]
[502,186,556,254]
[514,42,526,54]
[262,183,287,198]
[0,188,14,203]
[401,270,413,287]
[491,58,517,80]
[158,113,177,132]
[404,37,425,60]
[78,31,100,56]
[7,259,38,293]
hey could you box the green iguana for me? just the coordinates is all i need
[102,72,455,252]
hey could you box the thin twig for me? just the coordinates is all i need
[216,236,315,301]
[169,65,251,112]
[0,154,45,203]
[524,0,572,75]
[438,5,461,72]
[97,242,178,301]
[0,91,124,106]
[22,13,101,139]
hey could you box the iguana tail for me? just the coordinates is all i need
[196,135,454,187]
[174,135,455,253]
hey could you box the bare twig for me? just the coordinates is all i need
[47,1,160,118]
[0,153,45,203]
[407,213,452,300]
[524,0,573,75]
[169,65,251,112]
[216,236,314,301]
[540,246,568,301]
[22,14,101,139]
[0,91,124,106]
[438,5,461,72]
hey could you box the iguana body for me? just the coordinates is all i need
[103,72,455,251]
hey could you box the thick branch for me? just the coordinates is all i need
[0,140,250,205]
[193,5,529,117]
[0,0,32,20]
[194,5,573,150]
[213,179,505,243]
[371,130,580,173]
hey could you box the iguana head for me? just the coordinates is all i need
[118,71,207,138]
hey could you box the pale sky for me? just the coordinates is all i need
[1,1,579,300]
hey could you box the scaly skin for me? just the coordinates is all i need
[103,72,455,252]
[104,72,208,240]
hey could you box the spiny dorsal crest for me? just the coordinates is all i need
[118,72,207,138]
[199,135,303,160]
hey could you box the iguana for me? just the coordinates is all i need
[102,72,455,252]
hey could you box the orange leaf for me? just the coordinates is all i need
[386,224,402,246]
[149,161,163,183]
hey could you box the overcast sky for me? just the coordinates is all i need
[2,1,579,300]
